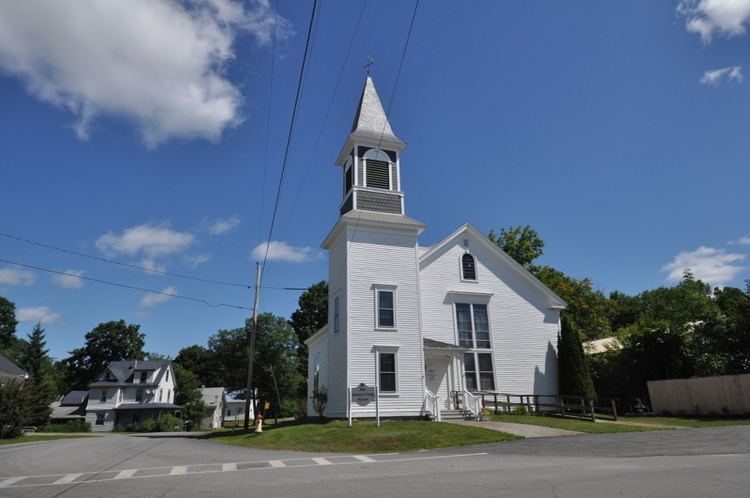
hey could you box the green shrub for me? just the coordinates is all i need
[512,405,529,416]
[157,413,180,432]
[0,381,31,438]
[141,418,156,432]
[42,420,91,433]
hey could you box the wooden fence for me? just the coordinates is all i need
[475,392,620,421]
[647,374,750,416]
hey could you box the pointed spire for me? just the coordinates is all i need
[349,75,404,147]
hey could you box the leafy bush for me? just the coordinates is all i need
[157,413,180,432]
[42,420,91,433]
[0,381,31,438]
[141,418,156,432]
[512,405,529,416]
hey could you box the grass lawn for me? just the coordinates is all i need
[621,416,750,428]
[209,419,519,453]
[488,414,666,433]
[0,434,96,446]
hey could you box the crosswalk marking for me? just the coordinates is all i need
[113,469,137,480]
[0,477,25,488]
[0,452,487,488]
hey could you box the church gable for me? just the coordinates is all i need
[419,224,566,312]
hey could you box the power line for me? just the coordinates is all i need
[258,0,319,290]
[0,231,308,291]
[0,258,254,311]
[258,0,279,245]
[0,231,251,288]
[280,0,369,239]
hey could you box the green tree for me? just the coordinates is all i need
[174,344,221,387]
[64,320,145,388]
[558,315,596,397]
[488,225,545,270]
[0,381,31,438]
[18,324,54,426]
[289,281,328,410]
[0,296,22,357]
[535,266,613,340]
[173,363,206,431]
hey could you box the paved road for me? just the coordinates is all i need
[1,426,748,497]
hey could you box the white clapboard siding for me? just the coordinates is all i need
[419,228,560,396]
[325,233,349,417]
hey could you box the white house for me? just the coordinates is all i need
[224,399,254,424]
[199,387,225,430]
[306,76,566,420]
[84,360,179,432]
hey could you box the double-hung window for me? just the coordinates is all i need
[136,389,144,402]
[379,353,397,393]
[456,303,495,391]
[100,390,107,403]
[96,413,105,426]
[376,289,395,329]
[139,371,148,383]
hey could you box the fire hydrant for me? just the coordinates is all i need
[255,412,264,433]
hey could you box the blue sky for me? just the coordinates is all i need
[1,0,748,360]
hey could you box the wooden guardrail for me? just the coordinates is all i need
[475,392,620,421]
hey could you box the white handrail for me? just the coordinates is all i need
[461,390,481,419]
[424,390,441,422]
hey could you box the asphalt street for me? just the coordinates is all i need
[1,426,748,497]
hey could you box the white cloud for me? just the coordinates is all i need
[661,246,746,287]
[250,241,322,263]
[140,258,168,274]
[96,223,195,259]
[0,0,290,147]
[207,215,241,235]
[17,306,61,324]
[184,254,212,268]
[678,0,750,42]
[52,269,85,289]
[139,286,178,307]
[700,66,743,84]
[729,235,750,245]
[0,267,35,286]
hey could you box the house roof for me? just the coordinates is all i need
[419,223,567,310]
[60,390,89,406]
[199,387,225,408]
[336,75,406,164]
[50,401,87,420]
[90,360,172,387]
[423,338,469,351]
[0,353,27,378]
[114,402,180,411]
[304,324,328,346]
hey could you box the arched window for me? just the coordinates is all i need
[462,253,476,281]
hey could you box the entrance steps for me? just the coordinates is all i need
[438,409,472,421]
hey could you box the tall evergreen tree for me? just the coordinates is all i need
[0,296,19,352]
[558,315,596,397]
[18,324,54,426]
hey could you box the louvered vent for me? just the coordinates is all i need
[462,253,476,280]
[366,160,390,190]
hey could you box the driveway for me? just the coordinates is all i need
[1,427,749,497]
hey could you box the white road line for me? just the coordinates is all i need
[312,457,332,466]
[222,463,237,472]
[52,473,82,485]
[0,452,488,488]
[113,469,137,480]
[0,477,25,488]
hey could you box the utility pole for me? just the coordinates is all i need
[244,262,261,430]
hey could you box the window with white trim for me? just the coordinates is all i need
[379,352,397,393]
[95,413,105,425]
[136,389,144,402]
[456,302,494,391]
[100,390,107,403]
[461,253,477,281]
[333,296,340,333]
[313,354,321,393]
[376,289,395,328]
[365,159,390,189]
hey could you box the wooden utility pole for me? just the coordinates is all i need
[244,262,261,430]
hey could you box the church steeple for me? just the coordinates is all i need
[336,75,406,217]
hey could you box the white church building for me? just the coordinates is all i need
[306,76,566,420]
